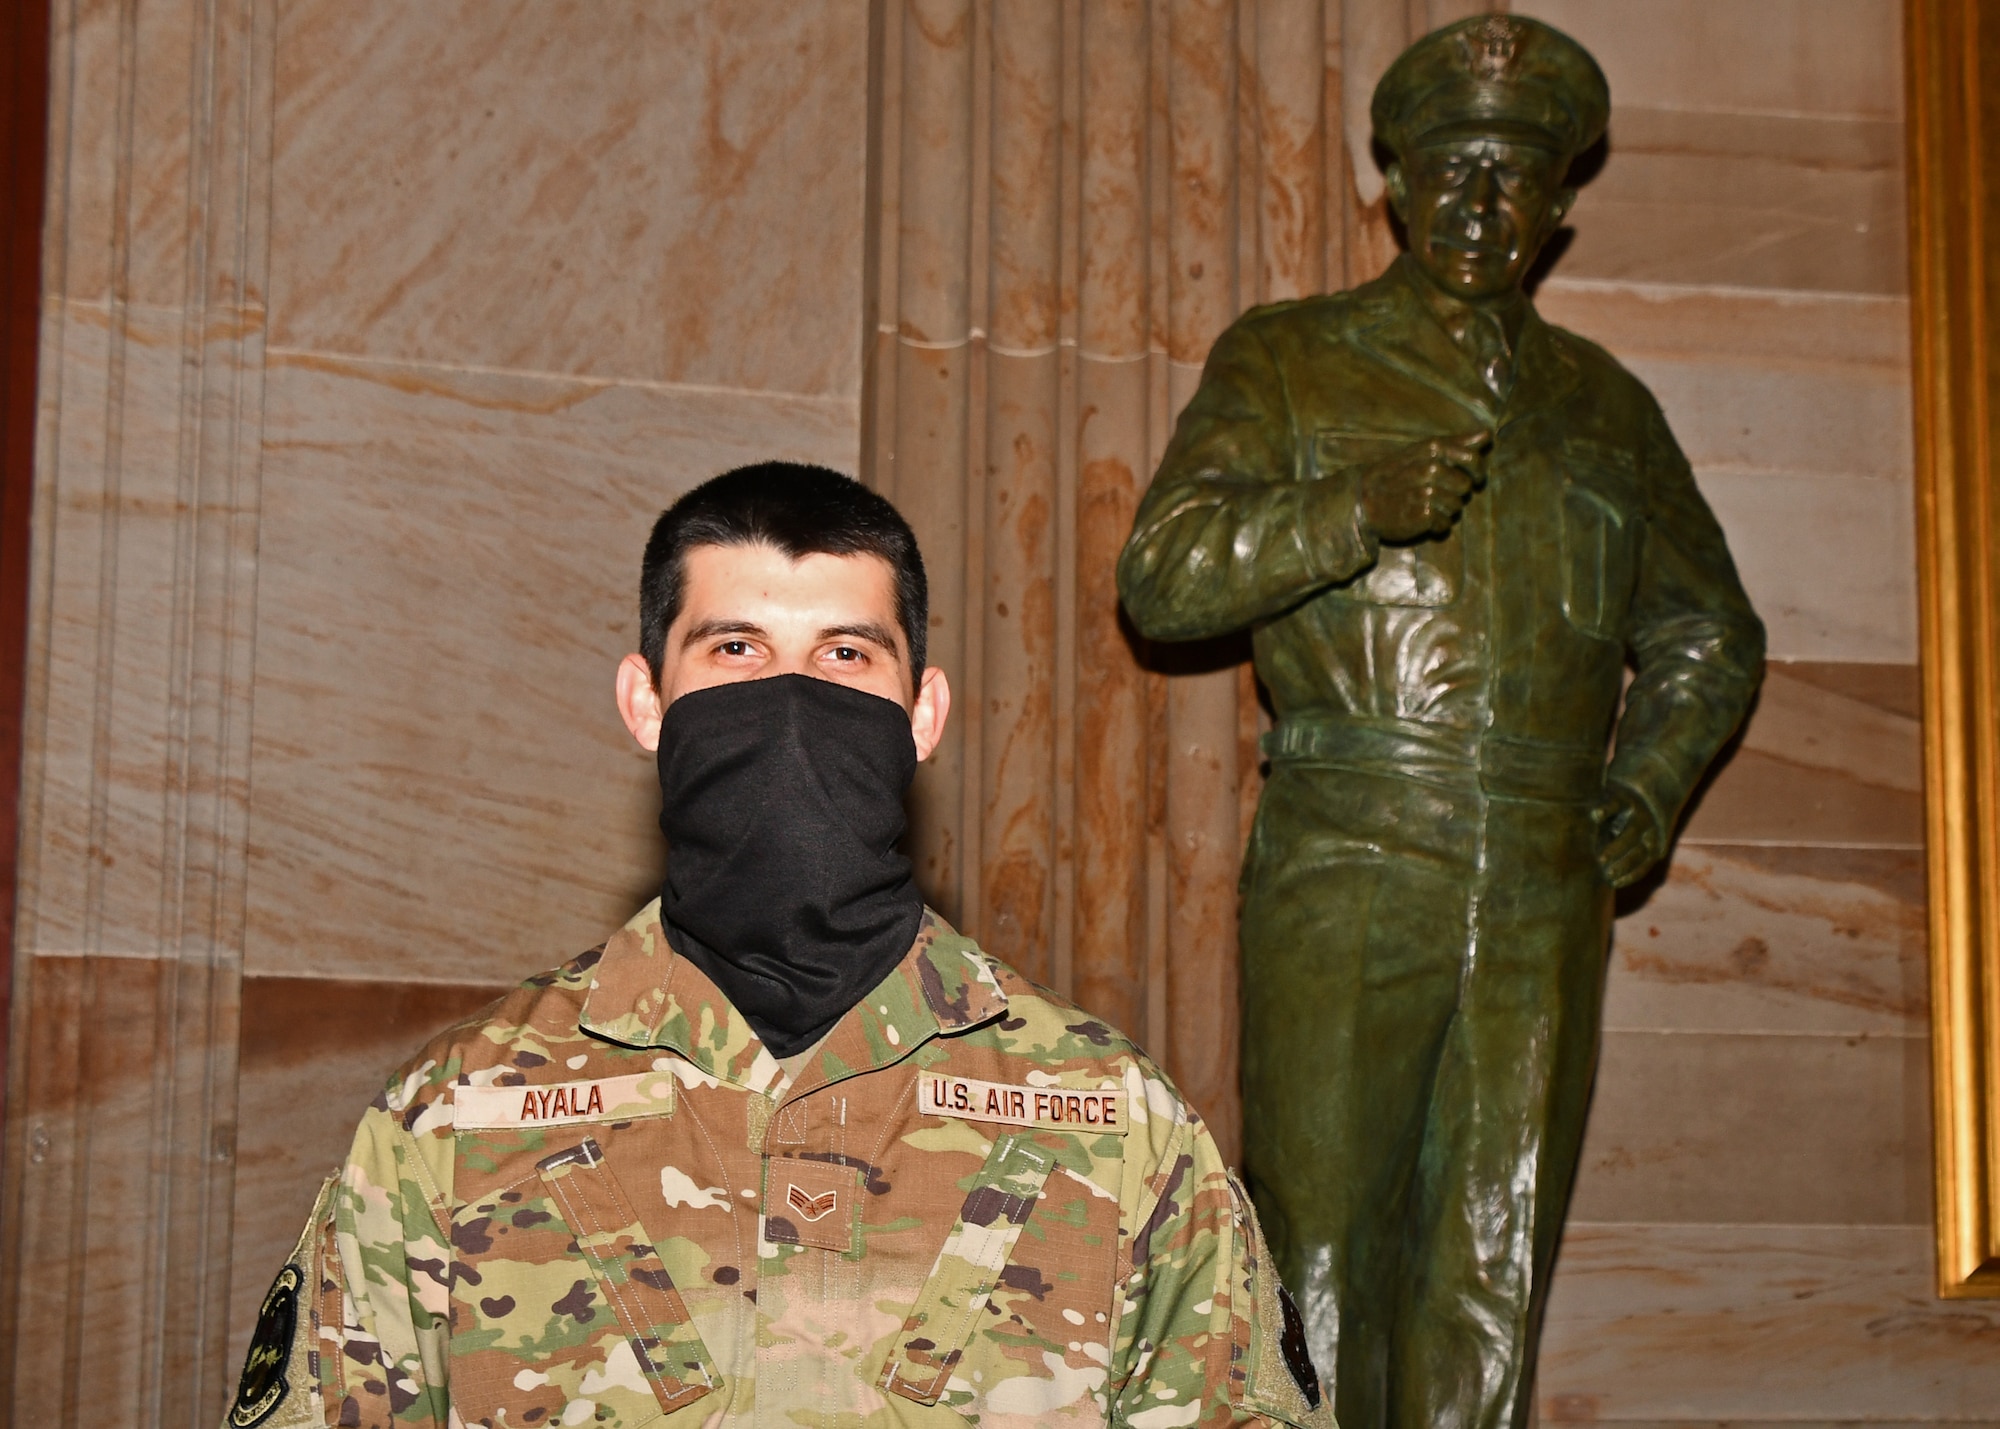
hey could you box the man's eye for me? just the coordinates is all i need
[718,640,752,657]
[830,646,863,663]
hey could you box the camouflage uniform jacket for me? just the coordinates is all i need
[226,902,1324,1429]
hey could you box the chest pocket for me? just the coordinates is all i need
[880,1131,1122,1424]
[1313,426,1461,607]
[1559,438,1644,641]
[447,1137,718,1429]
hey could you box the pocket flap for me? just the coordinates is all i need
[1562,436,1642,507]
[878,1133,1060,1405]
[536,1139,719,1415]
[1562,435,1639,476]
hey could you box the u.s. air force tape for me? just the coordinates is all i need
[917,1073,1127,1135]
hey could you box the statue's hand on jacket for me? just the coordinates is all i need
[1355,429,1493,542]
[1592,783,1665,888]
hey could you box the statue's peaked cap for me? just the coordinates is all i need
[1372,14,1609,159]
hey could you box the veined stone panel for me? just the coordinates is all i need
[1515,0,1903,119]
[1556,108,1905,294]
[1698,470,1916,663]
[8,0,277,1414]
[1609,843,1926,1038]
[1621,342,1910,486]
[1535,281,1912,367]
[267,0,872,396]
[1570,1029,1930,1226]
[9,956,193,1426]
[1492,4,1950,1416]
[1677,661,1923,849]
[1539,1225,2000,1419]
[1514,1,1905,296]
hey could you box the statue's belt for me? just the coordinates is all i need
[1262,718,1606,801]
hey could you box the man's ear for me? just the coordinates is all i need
[615,653,666,753]
[909,666,952,763]
[1548,187,1577,230]
[1384,161,1409,221]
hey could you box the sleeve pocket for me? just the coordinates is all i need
[1226,1173,1324,1428]
[225,1175,338,1429]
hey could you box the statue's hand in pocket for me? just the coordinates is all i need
[1592,784,1664,889]
[1355,429,1493,543]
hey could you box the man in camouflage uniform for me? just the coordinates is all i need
[227,464,1323,1429]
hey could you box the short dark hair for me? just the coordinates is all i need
[640,463,929,687]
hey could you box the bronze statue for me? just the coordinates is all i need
[1116,16,1763,1429]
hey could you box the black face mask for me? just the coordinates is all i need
[656,674,925,1058]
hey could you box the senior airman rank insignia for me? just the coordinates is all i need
[764,1157,858,1252]
[229,1263,300,1427]
[788,1183,837,1221]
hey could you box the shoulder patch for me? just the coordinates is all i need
[453,1071,676,1130]
[918,1072,1127,1136]
[1278,1283,1323,1410]
[229,1264,301,1428]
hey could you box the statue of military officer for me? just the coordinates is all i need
[1116,16,1764,1429]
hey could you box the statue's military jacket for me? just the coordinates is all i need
[229,903,1317,1429]
[1118,257,1764,828]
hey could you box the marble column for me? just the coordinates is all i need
[980,0,1064,987]
[1,0,274,1421]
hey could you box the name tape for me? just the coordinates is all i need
[454,1071,676,1131]
[917,1073,1127,1136]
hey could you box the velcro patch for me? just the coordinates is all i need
[453,1071,675,1130]
[917,1073,1127,1136]
[765,1157,857,1253]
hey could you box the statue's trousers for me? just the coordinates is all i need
[1239,751,1613,1429]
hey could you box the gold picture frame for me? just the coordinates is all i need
[1907,0,2000,1297]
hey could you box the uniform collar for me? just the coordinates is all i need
[1401,254,1528,356]
[1348,256,1577,427]
[578,899,1008,1094]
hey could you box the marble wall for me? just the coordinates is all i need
[6,0,1999,1423]
[1514,0,2000,1417]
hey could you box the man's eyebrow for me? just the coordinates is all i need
[819,621,904,658]
[680,617,772,650]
